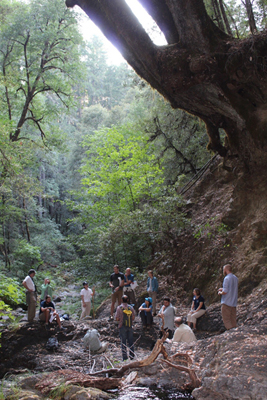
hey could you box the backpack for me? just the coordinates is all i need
[46,337,59,351]
[121,305,133,327]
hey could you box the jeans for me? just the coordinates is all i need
[119,326,135,361]
[140,310,153,326]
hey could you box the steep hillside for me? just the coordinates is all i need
[151,157,267,305]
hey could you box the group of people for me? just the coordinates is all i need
[22,262,238,361]
[111,263,238,361]
[22,270,65,330]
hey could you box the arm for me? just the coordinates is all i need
[119,275,125,287]
[218,277,229,295]
[195,302,204,312]
[81,294,85,307]
[23,277,33,292]
[109,276,114,288]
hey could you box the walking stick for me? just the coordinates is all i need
[92,286,95,319]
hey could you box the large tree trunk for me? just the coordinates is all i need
[66,0,267,165]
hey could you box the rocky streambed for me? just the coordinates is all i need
[1,281,267,400]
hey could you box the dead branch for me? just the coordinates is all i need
[161,359,201,388]
[35,332,200,394]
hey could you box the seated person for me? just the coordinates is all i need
[139,297,153,329]
[171,317,196,344]
[187,288,206,331]
[83,329,108,354]
[39,295,65,331]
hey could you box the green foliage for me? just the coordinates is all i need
[0,273,24,306]
[80,124,165,217]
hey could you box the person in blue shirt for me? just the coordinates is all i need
[139,297,153,330]
[146,270,158,316]
[124,268,136,306]
[218,264,238,329]
[187,288,206,331]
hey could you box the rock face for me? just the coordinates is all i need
[191,284,267,400]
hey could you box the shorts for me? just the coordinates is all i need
[112,289,123,303]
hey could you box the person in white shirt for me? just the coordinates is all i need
[172,317,196,343]
[22,269,37,322]
[80,281,95,319]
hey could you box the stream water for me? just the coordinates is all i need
[113,386,194,400]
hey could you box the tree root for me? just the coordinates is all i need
[36,334,200,393]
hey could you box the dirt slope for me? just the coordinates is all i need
[150,157,267,306]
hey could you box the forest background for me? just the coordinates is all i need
[0,0,266,318]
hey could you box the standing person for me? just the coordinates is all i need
[22,269,37,322]
[158,297,175,339]
[147,270,158,316]
[187,288,206,331]
[40,277,53,304]
[115,294,135,361]
[139,297,153,330]
[80,281,95,320]
[109,265,125,320]
[172,317,196,343]
[124,268,136,306]
[218,264,238,330]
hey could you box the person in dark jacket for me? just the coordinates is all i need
[187,288,206,331]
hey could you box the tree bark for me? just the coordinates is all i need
[66,0,267,165]
[242,0,258,34]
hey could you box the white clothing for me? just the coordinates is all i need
[173,323,196,343]
[23,275,35,292]
[80,288,93,302]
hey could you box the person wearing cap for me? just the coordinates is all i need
[80,281,95,320]
[139,297,153,330]
[22,269,37,322]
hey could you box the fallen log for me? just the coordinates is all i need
[36,333,200,393]
[35,370,121,394]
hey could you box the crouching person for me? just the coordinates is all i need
[115,294,135,361]
[83,329,108,354]
[39,295,65,331]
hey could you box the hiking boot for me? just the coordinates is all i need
[109,315,114,321]
[45,323,49,331]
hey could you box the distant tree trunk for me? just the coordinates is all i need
[1,196,11,270]
[66,0,267,167]
[218,0,232,35]
[38,166,44,219]
[242,0,258,33]
[211,0,224,31]
[23,196,31,242]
